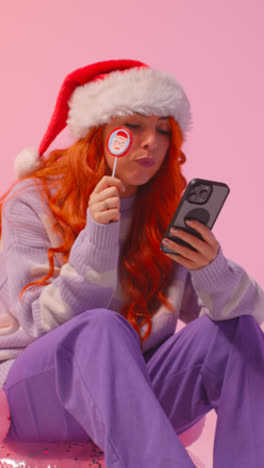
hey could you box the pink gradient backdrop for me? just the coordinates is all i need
[1,1,264,466]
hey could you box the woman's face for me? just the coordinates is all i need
[102,113,171,197]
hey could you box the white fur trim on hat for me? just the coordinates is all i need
[67,67,192,139]
[14,147,42,179]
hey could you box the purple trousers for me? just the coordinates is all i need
[3,308,264,468]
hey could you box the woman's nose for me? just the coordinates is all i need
[141,129,157,150]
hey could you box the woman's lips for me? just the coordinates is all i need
[135,158,155,167]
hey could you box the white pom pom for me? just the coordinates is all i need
[14,146,41,178]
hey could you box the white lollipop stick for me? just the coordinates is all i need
[112,158,118,177]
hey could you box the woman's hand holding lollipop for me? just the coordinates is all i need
[88,176,126,224]
[88,127,133,225]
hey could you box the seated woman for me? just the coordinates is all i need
[0,59,264,468]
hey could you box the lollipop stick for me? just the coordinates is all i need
[112,157,117,177]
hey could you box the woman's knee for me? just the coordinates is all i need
[233,314,264,358]
[79,307,120,324]
[60,307,121,334]
[212,314,262,342]
[202,314,264,368]
[198,313,260,339]
[177,314,260,369]
[56,307,140,352]
[78,307,135,334]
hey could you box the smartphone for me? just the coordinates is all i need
[160,178,230,255]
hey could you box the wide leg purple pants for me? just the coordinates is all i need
[3,309,264,468]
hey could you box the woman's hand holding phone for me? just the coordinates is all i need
[162,219,220,271]
[161,178,229,271]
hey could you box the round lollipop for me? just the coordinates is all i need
[106,128,133,177]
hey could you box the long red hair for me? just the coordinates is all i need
[0,117,187,350]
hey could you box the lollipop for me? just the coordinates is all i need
[106,128,133,177]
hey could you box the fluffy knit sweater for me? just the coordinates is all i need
[0,179,263,388]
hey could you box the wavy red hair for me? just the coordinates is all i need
[0,117,187,350]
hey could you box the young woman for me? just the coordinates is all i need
[0,59,264,468]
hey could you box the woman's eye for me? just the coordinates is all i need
[125,123,171,136]
[158,129,171,136]
[125,123,140,129]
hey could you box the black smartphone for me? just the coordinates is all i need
[160,178,230,255]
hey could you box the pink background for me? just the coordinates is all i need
[1,1,264,466]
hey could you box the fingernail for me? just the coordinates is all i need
[121,184,126,192]
[186,219,193,225]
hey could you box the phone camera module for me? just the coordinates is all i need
[188,192,199,202]
[187,184,212,204]
[200,189,209,201]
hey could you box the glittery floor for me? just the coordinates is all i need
[0,442,205,468]
[0,440,205,467]
[0,439,105,468]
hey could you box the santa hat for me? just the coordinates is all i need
[14,59,192,178]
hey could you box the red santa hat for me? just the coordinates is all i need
[14,59,192,178]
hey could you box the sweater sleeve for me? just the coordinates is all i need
[184,245,264,325]
[1,192,120,338]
